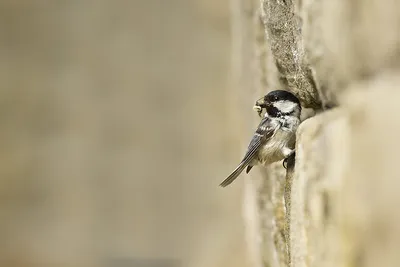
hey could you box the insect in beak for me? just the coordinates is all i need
[253,105,262,116]
[253,96,268,117]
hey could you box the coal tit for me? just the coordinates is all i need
[220,90,301,187]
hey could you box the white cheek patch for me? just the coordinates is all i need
[274,101,297,113]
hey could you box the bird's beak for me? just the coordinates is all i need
[253,96,270,109]
[254,96,264,107]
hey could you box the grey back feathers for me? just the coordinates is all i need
[219,116,277,187]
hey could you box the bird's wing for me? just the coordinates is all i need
[219,117,279,187]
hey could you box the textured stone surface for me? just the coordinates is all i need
[340,73,400,267]
[232,0,400,266]
[260,0,321,109]
[290,109,349,267]
[300,0,400,104]
[288,73,400,267]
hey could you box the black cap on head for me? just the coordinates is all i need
[265,90,300,105]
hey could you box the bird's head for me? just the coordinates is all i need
[253,90,301,118]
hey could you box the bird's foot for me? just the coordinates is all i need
[283,151,296,169]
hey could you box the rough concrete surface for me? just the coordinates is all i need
[231,0,400,266]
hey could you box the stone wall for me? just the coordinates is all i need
[231,0,400,266]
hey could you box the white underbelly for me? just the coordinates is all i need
[257,129,295,164]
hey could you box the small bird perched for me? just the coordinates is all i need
[219,90,301,187]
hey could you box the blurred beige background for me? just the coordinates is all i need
[0,1,251,267]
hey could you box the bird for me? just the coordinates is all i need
[219,90,301,187]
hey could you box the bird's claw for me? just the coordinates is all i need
[283,151,296,170]
[283,157,289,169]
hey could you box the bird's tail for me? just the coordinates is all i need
[219,162,248,187]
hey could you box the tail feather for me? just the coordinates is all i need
[219,163,248,187]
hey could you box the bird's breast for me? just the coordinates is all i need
[257,128,295,164]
